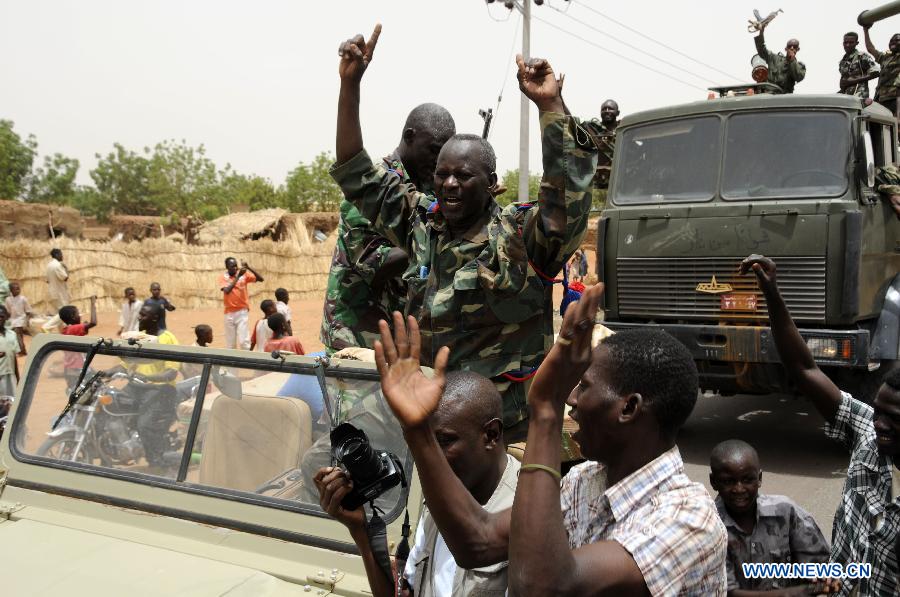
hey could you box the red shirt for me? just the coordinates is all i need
[218,270,257,313]
[263,336,305,355]
[62,323,89,370]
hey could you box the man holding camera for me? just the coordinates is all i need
[315,369,518,596]
[218,256,264,351]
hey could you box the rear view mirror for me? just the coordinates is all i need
[863,130,876,188]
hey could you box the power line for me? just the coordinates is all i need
[570,0,744,83]
[530,12,711,92]
[546,3,718,87]
[491,11,522,132]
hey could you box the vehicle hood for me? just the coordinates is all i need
[0,518,316,596]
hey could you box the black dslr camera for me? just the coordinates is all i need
[330,422,406,510]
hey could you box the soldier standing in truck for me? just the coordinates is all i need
[839,31,878,98]
[863,26,900,117]
[754,21,805,94]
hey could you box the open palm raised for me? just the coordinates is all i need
[373,312,449,431]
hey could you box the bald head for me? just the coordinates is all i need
[440,134,497,175]
[710,439,759,473]
[398,103,456,190]
[404,103,455,141]
[436,371,503,430]
[600,99,620,126]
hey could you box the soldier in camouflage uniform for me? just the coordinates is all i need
[875,164,900,220]
[709,440,832,593]
[321,104,456,353]
[581,100,619,200]
[864,26,900,118]
[333,26,596,439]
[754,21,805,94]
[839,31,878,99]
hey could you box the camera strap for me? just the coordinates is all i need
[366,503,395,592]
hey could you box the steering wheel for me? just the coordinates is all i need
[779,169,844,187]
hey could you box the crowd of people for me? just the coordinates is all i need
[0,13,898,597]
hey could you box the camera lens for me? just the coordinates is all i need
[339,437,384,484]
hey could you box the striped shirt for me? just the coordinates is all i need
[824,391,900,596]
[560,446,727,596]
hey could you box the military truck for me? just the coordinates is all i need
[597,93,900,399]
[0,334,417,595]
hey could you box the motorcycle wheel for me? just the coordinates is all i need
[36,432,93,464]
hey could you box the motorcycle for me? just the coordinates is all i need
[37,371,194,468]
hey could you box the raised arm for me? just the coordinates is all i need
[243,263,264,283]
[336,24,380,165]
[864,26,881,60]
[514,57,596,275]
[754,30,770,60]
[373,313,512,569]
[740,255,842,424]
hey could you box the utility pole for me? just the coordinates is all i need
[519,0,531,202]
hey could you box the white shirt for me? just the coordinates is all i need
[118,299,143,333]
[5,295,32,328]
[276,301,292,322]
[46,258,70,304]
[253,318,273,352]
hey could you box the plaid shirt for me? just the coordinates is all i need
[824,391,900,596]
[560,446,727,596]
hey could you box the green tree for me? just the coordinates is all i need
[495,168,542,207]
[26,153,80,204]
[90,143,153,216]
[0,120,38,199]
[217,171,282,213]
[146,139,219,217]
[283,152,343,212]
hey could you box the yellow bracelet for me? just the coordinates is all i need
[520,463,562,482]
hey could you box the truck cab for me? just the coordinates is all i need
[597,93,900,398]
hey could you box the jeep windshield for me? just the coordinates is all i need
[8,336,412,525]
[722,111,849,199]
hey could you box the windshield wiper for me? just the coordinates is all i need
[52,338,109,430]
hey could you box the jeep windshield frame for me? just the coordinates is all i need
[610,108,852,205]
[5,337,414,532]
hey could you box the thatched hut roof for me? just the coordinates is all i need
[0,199,84,239]
[195,208,288,245]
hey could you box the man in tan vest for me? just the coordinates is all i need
[315,370,518,596]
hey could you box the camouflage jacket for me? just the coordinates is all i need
[876,164,900,195]
[331,112,596,426]
[320,152,410,352]
[875,49,900,102]
[715,494,830,591]
[839,49,878,98]
[755,34,806,94]
[581,119,618,189]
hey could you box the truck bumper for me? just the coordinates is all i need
[604,322,871,365]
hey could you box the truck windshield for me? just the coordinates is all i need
[612,116,720,204]
[722,111,849,199]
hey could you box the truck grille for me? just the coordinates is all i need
[616,256,826,323]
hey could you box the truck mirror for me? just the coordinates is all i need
[864,131,876,188]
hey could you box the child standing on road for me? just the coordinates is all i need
[5,282,33,356]
[0,306,19,396]
[275,288,293,336]
[59,297,97,390]
[263,313,304,355]
[709,439,832,594]
[250,299,277,351]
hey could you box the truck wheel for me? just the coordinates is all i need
[836,360,899,404]
[36,433,93,464]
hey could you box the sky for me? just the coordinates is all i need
[0,1,889,189]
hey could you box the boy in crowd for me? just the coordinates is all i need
[59,296,97,390]
[744,254,900,595]
[250,299,277,352]
[275,288,293,336]
[0,305,19,396]
[117,287,143,336]
[709,439,832,595]
[5,282,33,356]
[180,324,212,387]
[263,313,304,355]
[145,282,175,331]
[194,324,213,348]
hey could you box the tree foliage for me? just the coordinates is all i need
[26,153,80,204]
[495,168,542,207]
[283,152,343,212]
[0,120,38,199]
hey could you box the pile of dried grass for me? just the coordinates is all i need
[0,199,84,239]
[195,209,287,245]
[0,234,335,314]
